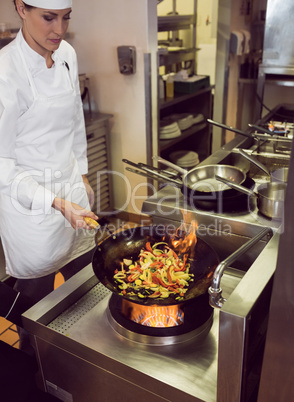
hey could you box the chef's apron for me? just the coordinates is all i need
[0,38,95,279]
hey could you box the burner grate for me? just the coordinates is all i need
[48,283,111,334]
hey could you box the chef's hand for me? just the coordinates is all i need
[52,197,98,230]
[82,175,95,208]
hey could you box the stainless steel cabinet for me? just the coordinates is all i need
[84,112,113,215]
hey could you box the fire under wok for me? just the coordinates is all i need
[92,225,220,306]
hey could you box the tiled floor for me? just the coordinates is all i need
[0,272,65,348]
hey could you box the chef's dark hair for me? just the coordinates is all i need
[13,1,34,11]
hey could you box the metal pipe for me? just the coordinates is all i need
[208,227,273,308]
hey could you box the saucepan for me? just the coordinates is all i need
[215,175,287,219]
[238,149,289,183]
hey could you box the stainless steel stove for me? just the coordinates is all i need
[23,264,246,402]
[23,223,279,402]
[22,125,290,401]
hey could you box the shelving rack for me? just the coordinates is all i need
[157,0,213,164]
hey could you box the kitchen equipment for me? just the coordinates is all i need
[207,118,258,139]
[22,214,277,402]
[124,157,247,196]
[238,148,289,183]
[125,164,255,212]
[91,225,220,306]
[153,155,247,194]
[209,227,272,308]
[207,119,293,148]
[216,175,287,220]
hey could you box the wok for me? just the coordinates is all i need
[92,225,220,306]
[216,175,287,219]
[238,149,289,183]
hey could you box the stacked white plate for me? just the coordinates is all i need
[162,113,204,132]
[170,150,199,169]
[159,120,181,139]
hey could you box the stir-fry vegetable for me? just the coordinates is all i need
[113,242,194,300]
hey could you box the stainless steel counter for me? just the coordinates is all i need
[22,132,287,401]
[22,263,244,402]
[23,224,279,401]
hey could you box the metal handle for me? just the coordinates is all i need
[248,123,275,136]
[137,165,182,185]
[208,227,273,308]
[207,119,254,139]
[152,155,187,175]
[126,166,181,186]
[215,175,256,198]
[238,149,270,176]
[122,159,180,178]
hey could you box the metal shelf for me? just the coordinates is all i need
[159,85,213,110]
[158,48,199,67]
[158,15,195,32]
[159,122,206,151]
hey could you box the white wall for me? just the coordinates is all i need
[0,0,158,216]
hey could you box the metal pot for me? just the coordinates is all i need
[238,149,289,183]
[91,225,220,306]
[216,175,287,219]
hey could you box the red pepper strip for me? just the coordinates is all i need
[151,274,161,285]
[170,287,180,293]
[167,285,178,291]
[167,266,174,284]
[156,275,173,288]
[165,246,179,265]
[130,265,143,273]
[174,265,187,272]
[150,261,164,269]
[114,269,118,274]
[122,289,126,295]
[145,242,153,253]
[127,275,136,282]
[148,291,161,298]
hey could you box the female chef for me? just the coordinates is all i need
[0,0,98,350]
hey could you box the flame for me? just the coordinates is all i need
[170,219,198,258]
[122,300,184,328]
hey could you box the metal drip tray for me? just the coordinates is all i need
[48,283,111,335]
